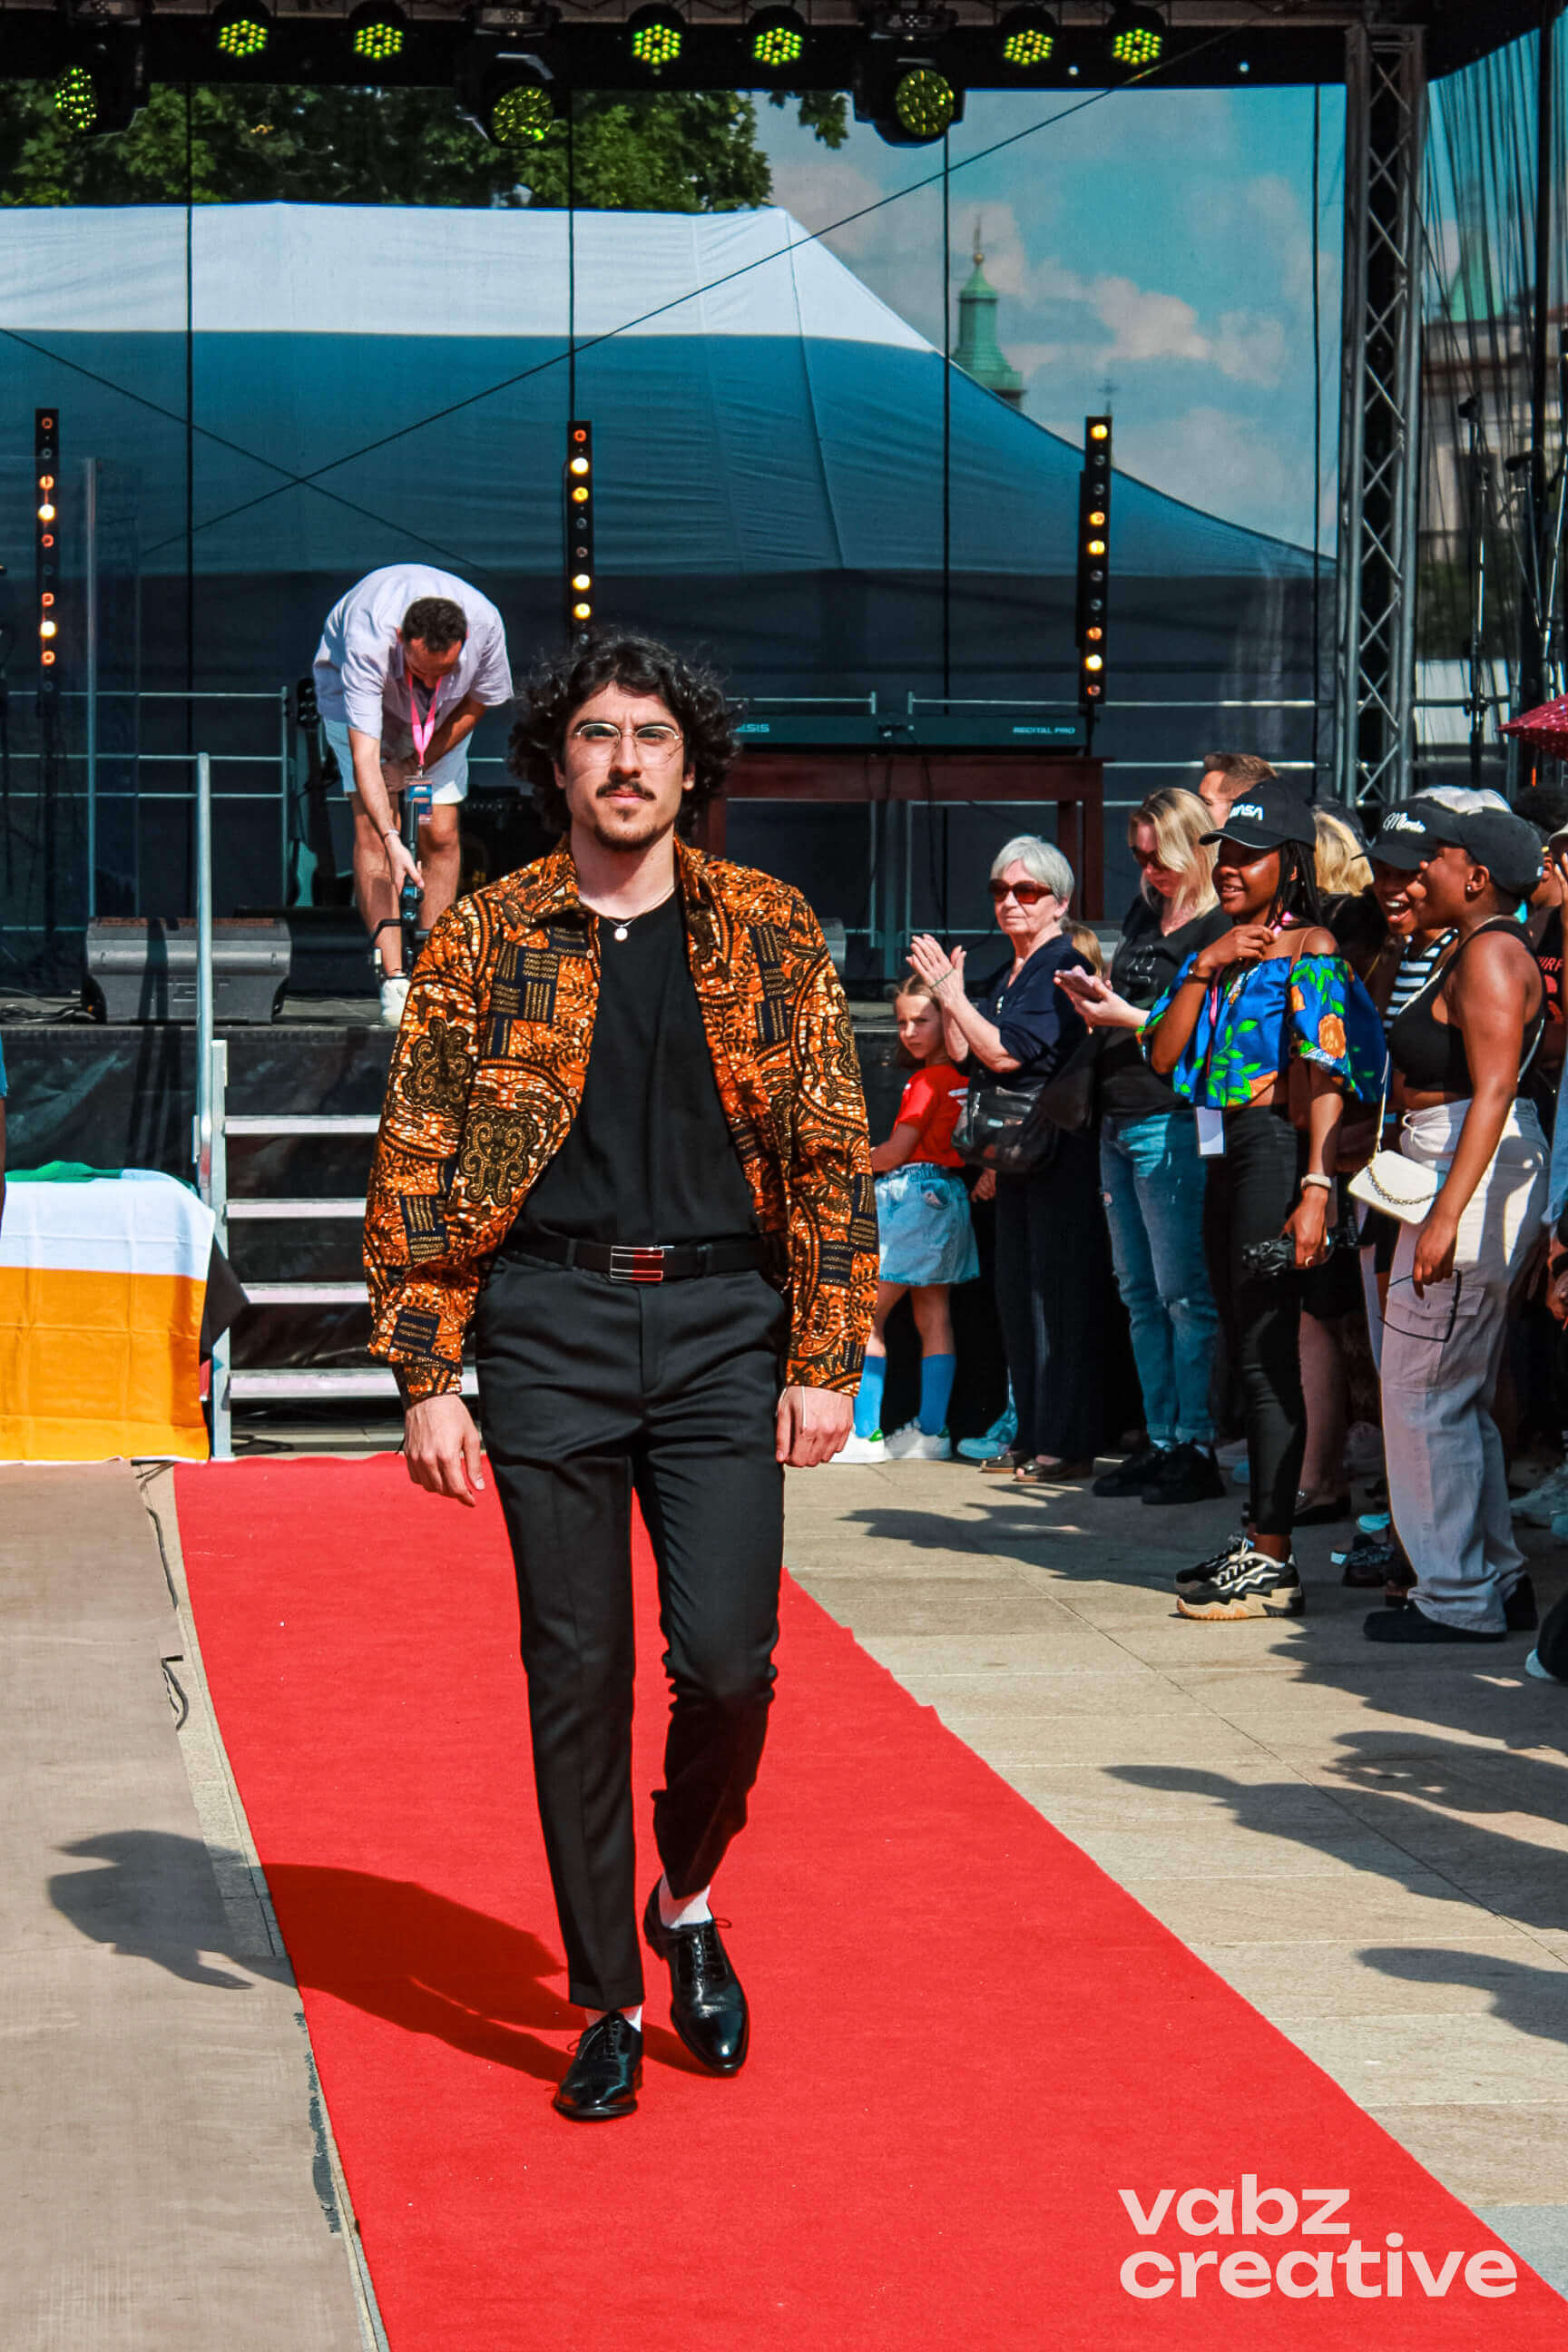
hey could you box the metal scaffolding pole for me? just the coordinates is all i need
[1335,21,1427,809]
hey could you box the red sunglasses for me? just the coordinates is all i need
[989,878,1053,905]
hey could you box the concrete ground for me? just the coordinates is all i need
[785,1455,1568,2299]
[10,1442,1568,2334]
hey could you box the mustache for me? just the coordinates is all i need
[595,779,656,802]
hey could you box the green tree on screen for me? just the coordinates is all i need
[0,83,845,209]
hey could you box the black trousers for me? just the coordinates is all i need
[475,1250,788,2012]
[1203,1106,1306,1537]
[993,1132,1108,1462]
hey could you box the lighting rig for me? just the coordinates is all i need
[5,0,1386,158]
[564,421,595,650]
[34,409,61,701]
[1075,413,1112,735]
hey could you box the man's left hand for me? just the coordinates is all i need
[776,1384,855,1467]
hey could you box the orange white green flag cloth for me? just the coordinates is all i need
[0,1169,213,1461]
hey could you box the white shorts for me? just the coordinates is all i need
[323,715,469,807]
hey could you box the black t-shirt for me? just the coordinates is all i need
[969,933,1093,1083]
[1099,893,1230,1121]
[515,891,758,1246]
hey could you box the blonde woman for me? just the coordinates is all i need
[1054,789,1230,1504]
[1314,808,1373,899]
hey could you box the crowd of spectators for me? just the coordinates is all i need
[849,752,1568,1669]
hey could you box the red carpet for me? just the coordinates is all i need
[176,1459,1556,2347]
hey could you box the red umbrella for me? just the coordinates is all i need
[1500,692,1568,752]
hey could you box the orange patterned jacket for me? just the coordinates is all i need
[364,837,877,1403]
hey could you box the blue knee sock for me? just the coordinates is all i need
[854,1354,887,1440]
[918,1353,956,1436]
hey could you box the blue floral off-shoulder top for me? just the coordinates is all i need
[1141,948,1387,1111]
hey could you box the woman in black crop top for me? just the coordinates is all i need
[1368,803,1550,1647]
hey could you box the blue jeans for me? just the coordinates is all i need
[1100,1110,1219,1450]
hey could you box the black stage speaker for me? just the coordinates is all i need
[84,916,291,1024]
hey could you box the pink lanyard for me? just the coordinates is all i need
[407,672,440,772]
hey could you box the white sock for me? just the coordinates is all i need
[583,2004,642,2033]
[658,1873,713,1930]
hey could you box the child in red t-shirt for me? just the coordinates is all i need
[837,978,979,1465]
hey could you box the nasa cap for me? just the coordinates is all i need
[1200,779,1318,852]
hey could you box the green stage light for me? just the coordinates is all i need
[997,6,1055,69]
[54,63,99,133]
[1108,4,1164,68]
[749,7,807,69]
[894,64,956,140]
[627,4,684,70]
[211,1,271,58]
[348,2,407,63]
[491,80,554,143]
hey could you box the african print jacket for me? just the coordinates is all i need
[364,838,877,1403]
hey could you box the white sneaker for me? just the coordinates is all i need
[833,1432,887,1465]
[379,975,410,1028]
[1512,1462,1568,1525]
[883,1426,952,1462]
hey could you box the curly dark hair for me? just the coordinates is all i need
[506,632,738,839]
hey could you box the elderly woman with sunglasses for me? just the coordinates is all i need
[909,836,1111,1485]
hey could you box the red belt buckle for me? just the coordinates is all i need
[609,1245,665,1283]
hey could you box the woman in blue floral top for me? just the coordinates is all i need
[1141,779,1387,1623]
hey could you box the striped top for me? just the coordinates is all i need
[1386,929,1456,1019]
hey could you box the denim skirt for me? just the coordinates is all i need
[876,1164,980,1288]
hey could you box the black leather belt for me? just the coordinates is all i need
[503,1229,766,1284]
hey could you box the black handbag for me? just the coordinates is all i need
[1029,1028,1103,1134]
[952,1078,1061,1176]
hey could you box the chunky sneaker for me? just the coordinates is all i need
[957,1406,1018,1464]
[1176,1540,1305,1621]
[378,973,410,1028]
[833,1431,887,1465]
[884,1426,952,1462]
[1142,1442,1227,1507]
[1512,1462,1568,1525]
[1092,1444,1170,1498]
[1173,1528,1253,1595]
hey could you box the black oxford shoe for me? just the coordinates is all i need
[642,1886,750,2075]
[553,2011,642,2121]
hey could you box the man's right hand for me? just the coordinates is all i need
[383,828,424,895]
[404,1393,485,1504]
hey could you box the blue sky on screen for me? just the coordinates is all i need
[755,82,1345,552]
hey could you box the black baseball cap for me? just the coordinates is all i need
[1367,799,1442,872]
[1200,779,1318,851]
[1370,799,1542,897]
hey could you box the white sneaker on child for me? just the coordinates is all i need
[833,1432,887,1465]
[884,1426,952,1462]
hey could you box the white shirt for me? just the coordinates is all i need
[313,564,513,739]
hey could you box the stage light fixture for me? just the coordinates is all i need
[491,75,554,142]
[564,421,594,648]
[211,1,271,59]
[1074,413,1112,723]
[748,6,807,69]
[35,410,61,685]
[1107,4,1165,69]
[348,2,407,64]
[53,24,147,139]
[456,10,562,148]
[996,6,1055,70]
[54,63,99,132]
[855,14,964,149]
[627,4,684,72]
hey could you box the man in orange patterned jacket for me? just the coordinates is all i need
[365,632,876,2122]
